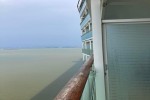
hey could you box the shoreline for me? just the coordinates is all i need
[0,48,82,51]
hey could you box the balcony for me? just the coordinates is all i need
[80,14,90,29]
[79,1,86,15]
[77,0,86,12]
[81,31,92,40]
[82,49,93,55]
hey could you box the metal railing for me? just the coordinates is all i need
[55,55,94,100]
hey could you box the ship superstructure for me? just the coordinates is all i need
[77,0,93,61]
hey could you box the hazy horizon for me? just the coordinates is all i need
[0,46,82,49]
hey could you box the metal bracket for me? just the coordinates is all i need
[103,1,108,7]
[104,64,108,76]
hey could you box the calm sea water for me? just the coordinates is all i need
[0,48,82,100]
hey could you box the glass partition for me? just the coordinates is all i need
[105,23,150,100]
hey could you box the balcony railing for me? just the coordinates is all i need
[55,55,94,100]
[82,49,93,55]
[77,0,86,12]
[80,14,90,29]
[79,1,86,15]
[82,31,92,40]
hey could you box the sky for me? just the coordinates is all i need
[0,0,81,48]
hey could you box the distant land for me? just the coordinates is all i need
[0,46,81,50]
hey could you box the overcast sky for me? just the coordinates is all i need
[0,0,81,48]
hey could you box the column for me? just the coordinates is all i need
[91,0,106,100]
[89,22,91,31]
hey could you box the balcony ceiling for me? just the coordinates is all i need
[107,0,150,4]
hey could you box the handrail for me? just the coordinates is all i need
[54,55,94,100]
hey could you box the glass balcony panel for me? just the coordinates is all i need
[81,70,96,100]
[81,31,92,40]
[82,49,93,55]
[81,14,90,29]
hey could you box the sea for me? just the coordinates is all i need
[0,48,82,100]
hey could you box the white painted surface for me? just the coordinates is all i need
[82,37,93,42]
[91,0,106,100]
[102,18,150,23]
